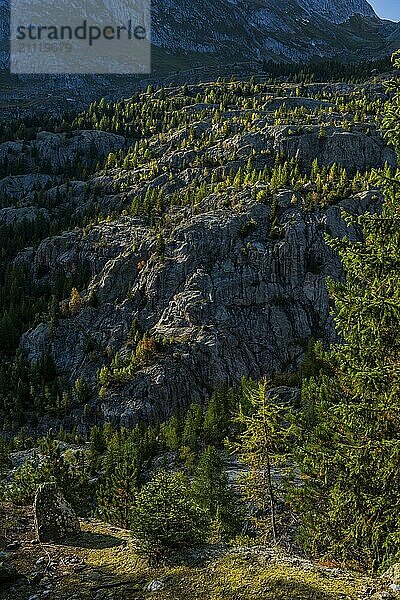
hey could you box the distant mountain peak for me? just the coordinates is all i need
[0,0,396,77]
[297,0,376,24]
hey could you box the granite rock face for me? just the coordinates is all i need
[2,81,392,429]
[0,206,49,226]
[20,188,383,426]
[0,131,125,176]
[34,482,81,543]
[270,125,396,172]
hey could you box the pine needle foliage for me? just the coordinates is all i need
[233,380,295,544]
[131,471,207,565]
[292,52,400,572]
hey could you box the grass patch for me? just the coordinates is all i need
[147,552,369,600]
[74,522,371,599]
[0,510,379,600]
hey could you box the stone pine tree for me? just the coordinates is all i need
[293,52,400,571]
[97,461,138,529]
[96,431,139,528]
[203,388,234,446]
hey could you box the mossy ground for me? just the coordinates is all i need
[57,527,373,599]
[0,505,393,600]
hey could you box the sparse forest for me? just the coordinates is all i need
[1,50,400,599]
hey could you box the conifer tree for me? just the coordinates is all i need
[69,287,83,315]
[293,52,400,570]
[162,414,181,451]
[192,445,241,541]
[132,471,207,565]
[182,403,203,451]
[203,389,233,446]
[97,461,138,528]
[97,429,140,527]
[234,380,294,544]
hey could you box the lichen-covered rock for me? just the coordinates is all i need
[34,482,81,543]
[382,563,400,586]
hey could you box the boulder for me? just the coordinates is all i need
[147,580,166,592]
[33,482,81,543]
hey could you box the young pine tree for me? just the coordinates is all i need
[132,471,207,565]
[234,380,294,544]
[68,287,83,315]
[182,402,204,451]
[203,388,233,446]
[97,429,140,527]
[192,445,242,541]
[97,461,138,528]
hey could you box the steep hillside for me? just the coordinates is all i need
[0,76,396,432]
[151,0,387,63]
[299,0,375,23]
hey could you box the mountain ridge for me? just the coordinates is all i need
[0,0,399,113]
[0,0,398,74]
[150,0,395,64]
[298,0,376,23]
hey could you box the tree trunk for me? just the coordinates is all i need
[265,450,277,544]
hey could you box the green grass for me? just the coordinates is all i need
[0,508,394,600]
[74,521,372,600]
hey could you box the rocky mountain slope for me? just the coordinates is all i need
[152,0,385,62]
[20,188,383,425]
[0,77,395,430]
[1,0,394,67]
[299,0,375,22]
